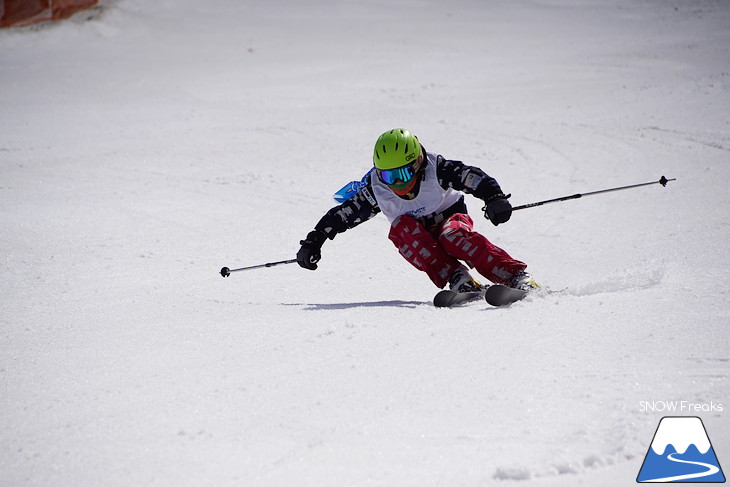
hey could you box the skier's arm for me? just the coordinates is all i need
[436,156,513,225]
[297,182,380,270]
[436,156,504,200]
[313,183,380,239]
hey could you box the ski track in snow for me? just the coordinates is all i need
[1,0,729,486]
[562,267,665,298]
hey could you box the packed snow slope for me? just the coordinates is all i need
[1,0,728,485]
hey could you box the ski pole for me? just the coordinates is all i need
[511,175,676,212]
[220,259,297,277]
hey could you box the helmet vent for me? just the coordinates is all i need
[373,128,419,170]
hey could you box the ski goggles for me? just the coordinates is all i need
[376,157,423,186]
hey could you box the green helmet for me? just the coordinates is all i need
[373,129,422,170]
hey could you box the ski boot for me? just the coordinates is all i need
[449,264,484,293]
[434,265,484,307]
[507,271,540,291]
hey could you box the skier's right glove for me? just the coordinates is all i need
[297,230,327,270]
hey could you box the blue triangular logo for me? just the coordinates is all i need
[637,416,725,483]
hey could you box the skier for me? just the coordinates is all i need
[296,128,537,294]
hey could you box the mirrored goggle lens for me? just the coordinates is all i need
[377,164,417,185]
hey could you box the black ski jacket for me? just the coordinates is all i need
[313,150,505,240]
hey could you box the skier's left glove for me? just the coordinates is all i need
[297,230,327,270]
[482,193,512,226]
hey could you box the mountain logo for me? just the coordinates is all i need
[637,416,725,483]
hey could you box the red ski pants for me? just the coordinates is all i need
[387,213,527,288]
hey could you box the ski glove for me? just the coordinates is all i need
[483,193,513,226]
[297,230,327,270]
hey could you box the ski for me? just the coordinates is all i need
[484,284,528,307]
[436,285,543,308]
[433,289,484,308]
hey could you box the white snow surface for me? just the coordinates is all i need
[1,0,729,485]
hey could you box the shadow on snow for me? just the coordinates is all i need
[283,300,427,310]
